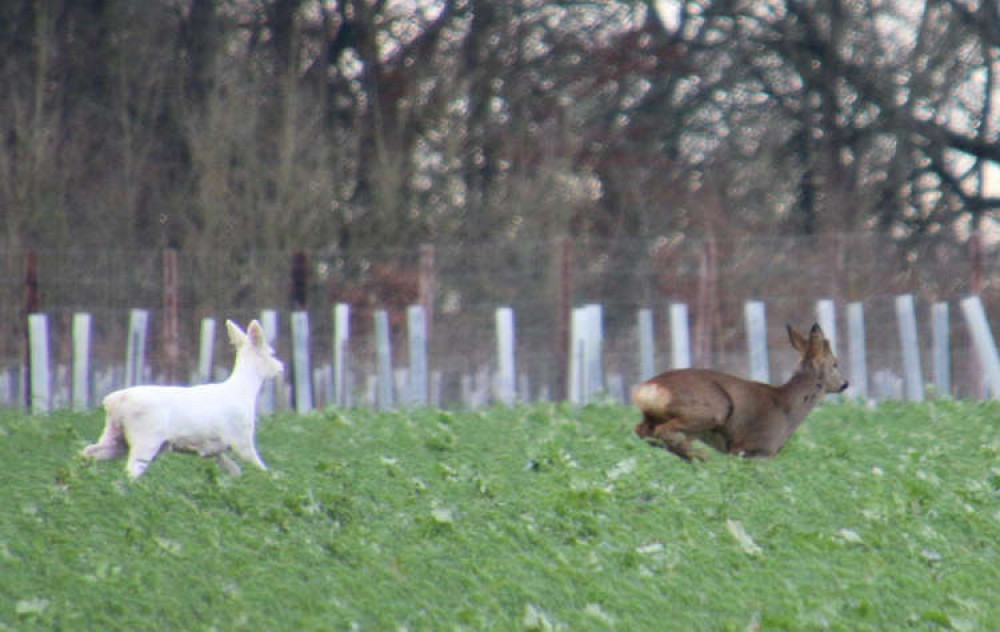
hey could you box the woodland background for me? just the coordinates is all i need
[1,0,998,400]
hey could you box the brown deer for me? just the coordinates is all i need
[633,323,848,461]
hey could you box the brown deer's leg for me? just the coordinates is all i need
[635,414,657,438]
[649,419,709,462]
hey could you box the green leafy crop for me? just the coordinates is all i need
[1,400,997,631]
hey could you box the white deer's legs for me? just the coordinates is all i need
[83,440,127,460]
[215,453,243,476]
[125,439,165,479]
[232,436,268,471]
[82,419,128,460]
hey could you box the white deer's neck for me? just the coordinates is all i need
[224,352,265,394]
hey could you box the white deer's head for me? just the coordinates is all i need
[227,319,284,380]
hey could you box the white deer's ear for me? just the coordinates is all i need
[247,320,266,347]
[226,320,247,346]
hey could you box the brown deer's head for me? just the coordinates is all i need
[787,323,849,394]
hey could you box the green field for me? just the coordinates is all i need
[1,400,998,631]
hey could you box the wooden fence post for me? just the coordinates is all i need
[496,307,516,405]
[895,294,925,402]
[846,302,868,400]
[931,302,951,397]
[28,313,50,414]
[375,310,393,410]
[744,300,769,382]
[162,248,180,383]
[291,311,313,413]
[670,302,692,370]
[554,236,573,401]
[125,309,149,387]
[291,252,308,309]
[407,305,428,406]
[419,244,435,337]
[694,234,720,367]
[333,303,350,407]
[960,295,1000,399]
[637,308,655,381]
[23,249,39,408]
[72,312,92,411]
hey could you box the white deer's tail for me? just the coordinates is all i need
[82,391,130,460]
[102,390,128,412]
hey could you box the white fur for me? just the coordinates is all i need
[82,319,284,479]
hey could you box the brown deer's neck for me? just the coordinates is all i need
[777,365,825,427]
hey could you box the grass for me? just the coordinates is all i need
[1,399,998,631]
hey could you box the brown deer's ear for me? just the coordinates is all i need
[808,323,826,355]
[787,325,808,353]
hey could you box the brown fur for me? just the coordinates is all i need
[633,324,848,461]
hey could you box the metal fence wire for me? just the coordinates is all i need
[1,231,997,407]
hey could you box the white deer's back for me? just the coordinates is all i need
[106,382,252,447]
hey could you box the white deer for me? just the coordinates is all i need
[82,319,284,479]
